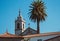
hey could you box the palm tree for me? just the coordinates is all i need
[29,0,47,34]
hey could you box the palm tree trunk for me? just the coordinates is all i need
[37,20,40,34]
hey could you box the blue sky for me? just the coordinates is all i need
[0,0,60,34]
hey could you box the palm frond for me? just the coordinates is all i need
[29,0,47,22]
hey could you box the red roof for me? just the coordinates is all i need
[23,32,60,38]
[0,32,23,38]
[0,32,60,38]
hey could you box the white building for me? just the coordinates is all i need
[23,32,60,41]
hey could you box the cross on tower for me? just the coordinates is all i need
[19,9,20,16]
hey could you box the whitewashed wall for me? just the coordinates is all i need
[28,35,59,41]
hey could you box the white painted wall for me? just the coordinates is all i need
[28,35,59,41]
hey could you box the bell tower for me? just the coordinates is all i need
[15,10,25,35]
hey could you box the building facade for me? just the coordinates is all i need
[23,32,60,41]
[0,32,23,41]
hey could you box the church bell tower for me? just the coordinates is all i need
[15,10,25,35]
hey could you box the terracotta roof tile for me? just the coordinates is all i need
[0,32,60,38]
[22,32,60,38]
[0,32,23,38]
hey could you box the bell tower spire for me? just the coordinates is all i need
[19,9,20,16]
[15,9,25,36]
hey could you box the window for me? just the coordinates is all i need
[37,39,42,41]
[23,24,24,28]
[17,23,20,29]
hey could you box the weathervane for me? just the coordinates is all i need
[28,23,30,27]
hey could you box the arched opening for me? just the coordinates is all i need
[23,24,24,29]
[17,23,20,29]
